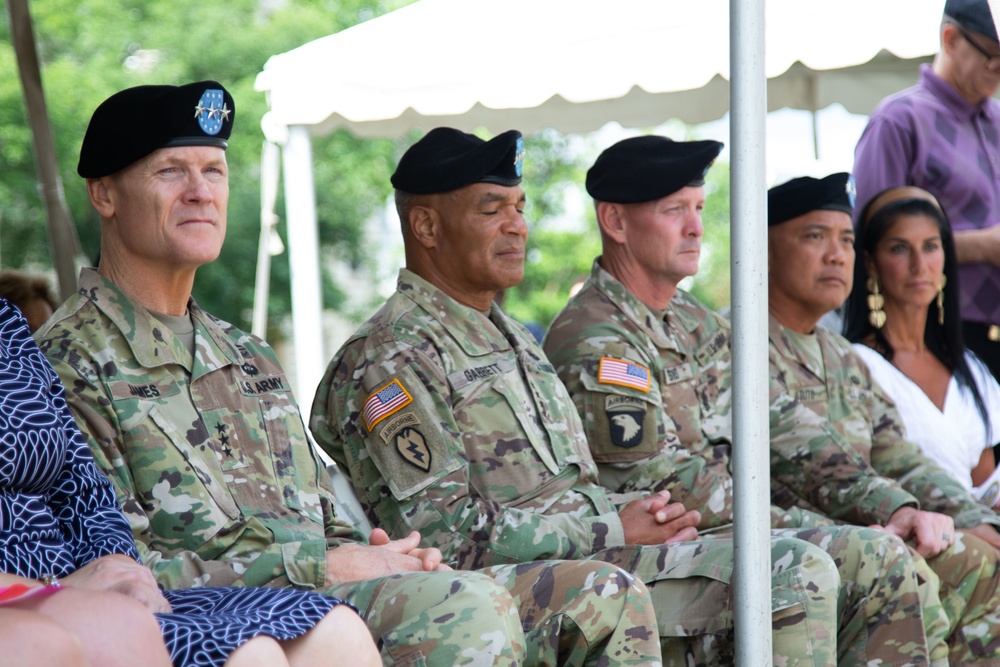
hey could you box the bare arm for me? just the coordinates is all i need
[954,227,1000,267]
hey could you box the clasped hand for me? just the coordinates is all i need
[620,490,701,545]
[325,528,452,585]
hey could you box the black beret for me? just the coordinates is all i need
[945,0,998,41]
[78,81,235,178]
[585,136,724,204]
[767,173,856,227]
[391,127,524,194]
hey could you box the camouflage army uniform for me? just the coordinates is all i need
[313,269,864,667]
[769,314,1000,665]
[543,260,945,666]
[36,268,664,667]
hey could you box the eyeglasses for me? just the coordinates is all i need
[955,24,1000,68]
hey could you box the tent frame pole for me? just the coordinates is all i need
[283,126,325,405]
[730,0,772,664]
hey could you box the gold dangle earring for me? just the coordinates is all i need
[867,277,886,329]
[937,275,947,326]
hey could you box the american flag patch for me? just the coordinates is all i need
[363,379,413,431]
[597,357,650,392]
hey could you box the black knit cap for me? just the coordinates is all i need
[945,0,998,41]
[585,136,723,204]
[78,81,235,178]
[391,127,524,194]
[767,173,856,227]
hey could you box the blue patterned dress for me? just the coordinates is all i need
[0,298,348,666]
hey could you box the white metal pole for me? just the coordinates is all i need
[729,0,772,664]
[282,126,325,406]
[252,140,281,339]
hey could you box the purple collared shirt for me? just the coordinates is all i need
[853,64,1000,324]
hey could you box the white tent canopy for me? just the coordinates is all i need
[256,0,941,140]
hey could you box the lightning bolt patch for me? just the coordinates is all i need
[395,427,432,472]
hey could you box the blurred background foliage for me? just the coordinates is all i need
[1,0,731,341]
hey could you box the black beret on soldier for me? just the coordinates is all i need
[78,81,235,178]
[391,127,525,194]
[585,135,723,204]
[767,173,856,227]
[945,0,998,41]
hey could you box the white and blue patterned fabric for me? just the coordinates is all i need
[0,298,346,666]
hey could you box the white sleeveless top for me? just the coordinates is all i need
[852,344,1000,498]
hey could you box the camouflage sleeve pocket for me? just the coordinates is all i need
[579,370,661,463]
[357,371,464,501]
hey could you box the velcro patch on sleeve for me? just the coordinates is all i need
[362,378,413,431]
[597,357,651,393]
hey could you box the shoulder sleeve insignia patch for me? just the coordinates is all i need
[597,357,650,392]
[395,427,432,472]
[363,378,413,431]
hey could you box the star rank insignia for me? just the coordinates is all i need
[194,88,228,136]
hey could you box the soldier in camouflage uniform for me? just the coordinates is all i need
[312,127,885,666]
[765,174,1000,664]
[37,83,666,667]
[542,138,941,666]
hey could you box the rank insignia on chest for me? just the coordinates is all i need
[597,357,650,392]
[363,378,413,431]
[395,427,432,472]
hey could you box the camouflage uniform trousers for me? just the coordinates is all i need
[921,530,1000,666]
[485,560,662,667]
[774,525,937,667]
[585,534,844,667]
[325,561,663,667]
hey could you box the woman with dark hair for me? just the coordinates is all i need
[844,186,1000,505]
[0,297,380,666]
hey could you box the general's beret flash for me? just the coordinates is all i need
[78,81,235,178]
[767,173,856,227]
[391,128,525,194]
[945,0,998,41]
[586,136,723,204]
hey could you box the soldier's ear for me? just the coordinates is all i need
[409,205,440,249]
[597,202,627,244]
[87,177,116,218]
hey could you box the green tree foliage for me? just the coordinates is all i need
[686,160,730,311]
[0,0,414,331]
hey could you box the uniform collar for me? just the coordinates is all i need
[768,312,825,381]
[78,268,242,374]
[588,259,678,350]
[396,268,514,357]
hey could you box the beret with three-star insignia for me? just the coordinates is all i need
[78,81,235,178]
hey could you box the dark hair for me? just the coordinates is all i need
[843,190,990,437]
[0,270,58,312]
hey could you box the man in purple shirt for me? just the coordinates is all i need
[854,0,1000,397]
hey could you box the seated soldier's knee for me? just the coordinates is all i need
[769,536,840,589]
